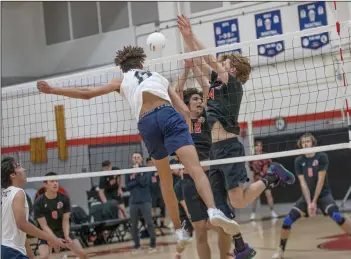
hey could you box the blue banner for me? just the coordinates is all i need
[298,1,328,50]
[255,10,284,57]
[214,18,241,57]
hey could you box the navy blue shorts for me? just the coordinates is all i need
[138,104,194,160]
[1,245,28,259]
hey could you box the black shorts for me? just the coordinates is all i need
[182,176,208,222]
[294,193,337,215]
[209,138,248,192]
[38,231,76,247]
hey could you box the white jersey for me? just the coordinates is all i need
[120,69,171,121]
[2,186,29,255]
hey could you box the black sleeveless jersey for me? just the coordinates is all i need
[190,111,212,161]
[207,71,243,135]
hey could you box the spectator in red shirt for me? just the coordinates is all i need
[249,141,278,220]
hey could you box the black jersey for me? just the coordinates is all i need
[190,110,212,161]
[294,152,330,197]
[99,174,120,201]
[33,193,70,232]
[207,71,243,135]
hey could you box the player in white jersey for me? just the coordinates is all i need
[1,157,64,259]
[37,46,241,247]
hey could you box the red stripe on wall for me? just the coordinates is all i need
[1,134,142,154]
[1,110,347,154]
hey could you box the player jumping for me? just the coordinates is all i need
[173,86,234,259]
[177,14,295,257]
[272,133,351,259]
[37,45,242,248]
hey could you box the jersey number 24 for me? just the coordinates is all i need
[135,71,152,84]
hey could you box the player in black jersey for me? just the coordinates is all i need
[33,172,88,259]
[173,86,234,259]
[178,15,295,258]
[272,133,351,259]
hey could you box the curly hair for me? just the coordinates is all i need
[114,45,147,73]
[297,133,317,149]
[219,53,251,84]
[1,156,16,188]
[183,88,203,104]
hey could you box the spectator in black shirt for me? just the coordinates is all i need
[33,172,88,259]
[98,160,126,218]
[126,152,156,252]
[147,157,166,229]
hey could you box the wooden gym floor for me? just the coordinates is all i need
[45,212,351,259]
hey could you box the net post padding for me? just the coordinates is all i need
[26,143,349,182]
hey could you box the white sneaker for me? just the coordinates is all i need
[271,210,278,218]
[250,212,256,220]
[207,208,240,235]
[272,247,284,259]
[175,228,192,248]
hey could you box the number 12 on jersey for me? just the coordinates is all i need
[135,71,152,84]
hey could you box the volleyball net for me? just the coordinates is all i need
[1,22,351,184]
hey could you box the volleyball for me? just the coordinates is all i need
[146,32,166,51]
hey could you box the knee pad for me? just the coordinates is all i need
[282,209,301,229]
[217,204,236,219]
[328,206,345,225]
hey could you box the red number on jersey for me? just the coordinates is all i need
[194,122,201,133]
[308,167,313,177]
[208,88,215,100]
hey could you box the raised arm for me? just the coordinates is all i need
[174,62,191,100]
[177,15,229,84]
[168,86,191,129]
[37,78,122,100]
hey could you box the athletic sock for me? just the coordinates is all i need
[279,238,288,251]
[233,233,246,252]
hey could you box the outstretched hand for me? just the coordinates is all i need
[37,81,52,94]
[177,15,192,37]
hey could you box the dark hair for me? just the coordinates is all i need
[183,88,203,105]
[114,45,147,73]
[44,172,58,183]
[218,53,251,84]
[102,160,111,167]
[1,157,16,188]
[132,151,143,158]
[297,133,317,149]
[146,157,152,163]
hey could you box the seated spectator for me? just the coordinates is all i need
[98,161,126,219]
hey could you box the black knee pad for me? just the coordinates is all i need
[327,205,345,226]
[217,204,236,219]
[282,208,301,229]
